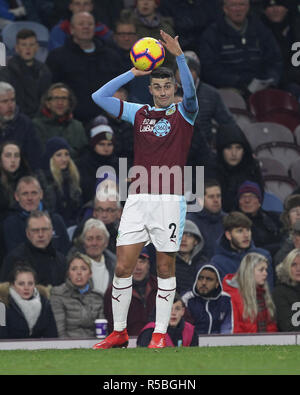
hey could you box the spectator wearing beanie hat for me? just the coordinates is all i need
[280,194,300,237]
[76,115,119,205]
[260,0,300,100]
[37,137,82,227]
[237,180,282,257]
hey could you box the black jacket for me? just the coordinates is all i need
[0,240,67,286]
[0,55,52,118]
[46,37,123,124]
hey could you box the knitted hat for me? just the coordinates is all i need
[284,194,300,212]
[88,115,115,147]
[237,181,263,203]
[139,247,150,259]
[45,137,71,160]
[263,0,289,9]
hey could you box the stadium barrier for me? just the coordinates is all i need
[0,332,300,350]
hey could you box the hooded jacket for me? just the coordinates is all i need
[181,264,233,335]
[206,123,264,213]
[0,282,58,339]
[175,220,208,294]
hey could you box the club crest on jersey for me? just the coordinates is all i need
[153,118,171,137]
[165,105,176,116]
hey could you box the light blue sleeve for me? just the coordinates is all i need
[92,70,141,120]
[176,54,198,125]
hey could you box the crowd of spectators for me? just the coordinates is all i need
[1,0,300,343]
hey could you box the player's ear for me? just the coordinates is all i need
[174,83,178,93]
[148,84,153,96]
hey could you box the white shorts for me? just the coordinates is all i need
[116,194,187,252]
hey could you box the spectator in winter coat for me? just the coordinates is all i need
[1,210,67,286]
[279,194,300,241]
[181,264,233,335]
[0,29,52,118]
[2,175,70,256]
[175,219,207,294]
[38,137,82,227]
[33,82,88,160]
[198,0,283,96]
[0,265,58,339]
[46,11,123,124]
[223,252,277,333]
[50,252,105,338]
[237,180,282,257]
[70,218,116,295]
[137,293,198,347]
[104,247,157,336]
[174,52,237,148]
[187,179,226,259]
[76,115,119,205]
[211,211,274,289]
[205,123,264,213]
[273,248,300,331]
[0,82,42,170]
[48,0,112,51]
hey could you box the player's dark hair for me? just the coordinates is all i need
[16,29,37,41]
[150,67,175,82]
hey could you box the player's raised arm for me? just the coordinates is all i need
[92,68,151,118]
[160,30,198,115]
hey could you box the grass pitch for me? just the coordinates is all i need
[0,345,299,375]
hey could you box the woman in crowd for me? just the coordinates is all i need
[0,265,57,339]
[223,252,277,333]
[50,252,105,338]
[38,136,82,227]
[273,248,300,331]
[0,141,31,220]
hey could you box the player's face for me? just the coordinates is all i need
[149,77,176,109]
[46,88,70,116]
[204,186,222,214]
[239,192,261,215]
[0,90,16,121]
[223,143,244,166]
[225,227,251,250]
[254,261,268,286]
[1,144,21,173]
[223,0,249,27]
[68,258,92,289]
[83,227,108,260]
[196,269,219,295]
[15,36,38,63]
[169,300,185,327]
[12,272,35,300]
[114,23,137,51]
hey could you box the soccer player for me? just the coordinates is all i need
[91,30,198,349]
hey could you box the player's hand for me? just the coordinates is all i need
[130,67,152,77]
[159,30,183,57]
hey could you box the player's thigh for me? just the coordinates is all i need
[115,242,146,277]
